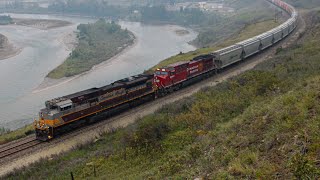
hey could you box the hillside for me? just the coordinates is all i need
[5,9,320,180]
[129,0,276,48]
[144,0,283,70]
[191,0,277,47]
[150,19,280,71]
[286,0,320,9]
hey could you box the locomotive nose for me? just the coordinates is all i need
[154,76,160,83]
[154,74,171,89]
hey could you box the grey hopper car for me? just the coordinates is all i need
[280,24,290,37]
[272,28,283,43]
[256,32,274,50]
[212,45,243,69]
[236,37,261,58]
[289,19,295,32]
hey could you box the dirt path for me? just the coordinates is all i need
[0,13,306,178]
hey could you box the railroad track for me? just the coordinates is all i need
[0,137,42,159]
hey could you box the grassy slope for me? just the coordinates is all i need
[47,20,134,79]
[0,125,34,145]
[191,0,275,48]
[5,10,320,180]
[151,20,280,71]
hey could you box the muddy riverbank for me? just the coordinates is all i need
[13,18,72,30]
[0,34,21,60]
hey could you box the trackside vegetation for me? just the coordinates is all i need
[47,19,134,79]
[0,125,34,145]
[5,10,320,179]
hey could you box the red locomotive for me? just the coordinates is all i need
[154,54,216,96]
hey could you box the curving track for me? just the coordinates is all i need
[0,0,298,165]
[0,137,41,159]
[210,0,298,69]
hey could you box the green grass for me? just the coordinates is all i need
[150,20,280,71]
[0,125,34,145]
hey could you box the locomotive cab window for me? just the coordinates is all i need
[156,71,168,75]
[60,105,72,111]
[56,99,73,112]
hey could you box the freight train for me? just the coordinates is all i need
[34,0,298,141]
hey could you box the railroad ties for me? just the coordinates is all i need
[0,136,42,159]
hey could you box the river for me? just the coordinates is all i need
[0,13,197,130]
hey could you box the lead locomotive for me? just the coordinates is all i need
[35,74,154,141]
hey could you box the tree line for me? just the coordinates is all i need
[48,0,128,18]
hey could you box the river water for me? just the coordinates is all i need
[0,13,197,130]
